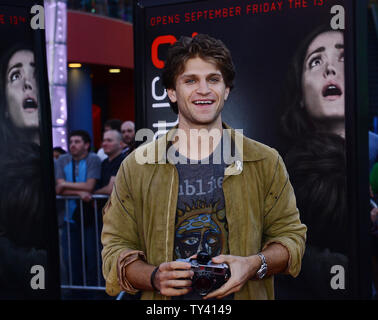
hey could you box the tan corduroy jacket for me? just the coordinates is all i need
[101,125,307,300]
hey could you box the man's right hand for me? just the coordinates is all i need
[152,261,194,296]
[78,191,92,202]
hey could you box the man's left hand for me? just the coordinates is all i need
[203,254,261,300]
[78,191,92,202]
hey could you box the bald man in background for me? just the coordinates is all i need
[95,130,126,195]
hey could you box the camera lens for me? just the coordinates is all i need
[193,275,213,296]
[197,251,210,264]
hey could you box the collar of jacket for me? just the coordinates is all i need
[137,122,268,168]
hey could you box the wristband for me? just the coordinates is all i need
[150,266,160,293]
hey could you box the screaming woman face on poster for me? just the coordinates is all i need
[0,43,40,146]
[0,43,46,299]
[281,26,345,139]
[276,26,349,299]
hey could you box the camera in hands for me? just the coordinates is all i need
[177,251,230,296]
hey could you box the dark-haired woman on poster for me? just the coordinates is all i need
[275,26,350,299]
[0,44,40,145]
[0,44,47,299]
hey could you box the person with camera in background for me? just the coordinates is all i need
[101,34,306,300]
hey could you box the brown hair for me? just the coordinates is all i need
[162,34,235,114]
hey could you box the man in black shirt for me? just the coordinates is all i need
[95,130,125,195]
[94,129,126,288]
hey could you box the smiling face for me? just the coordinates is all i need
[302,31,344,125]
[5,50,39,130]
[167,57,230,129]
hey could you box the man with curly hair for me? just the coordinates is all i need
[102,34,306,300]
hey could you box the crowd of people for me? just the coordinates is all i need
[54,119,136,289]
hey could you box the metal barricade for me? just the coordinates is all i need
[56,194,109,291]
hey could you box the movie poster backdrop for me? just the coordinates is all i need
[134,0,370,298]
[0,0,60,299]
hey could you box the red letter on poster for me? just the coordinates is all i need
[151,35,177,69]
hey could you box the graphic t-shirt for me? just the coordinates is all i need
[171,141,234,300]
[173,144,229,261]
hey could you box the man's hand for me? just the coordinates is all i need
[78,191,92,202]
[153,261,194,297]
[203,255,261,300]
[55,181,66,194]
